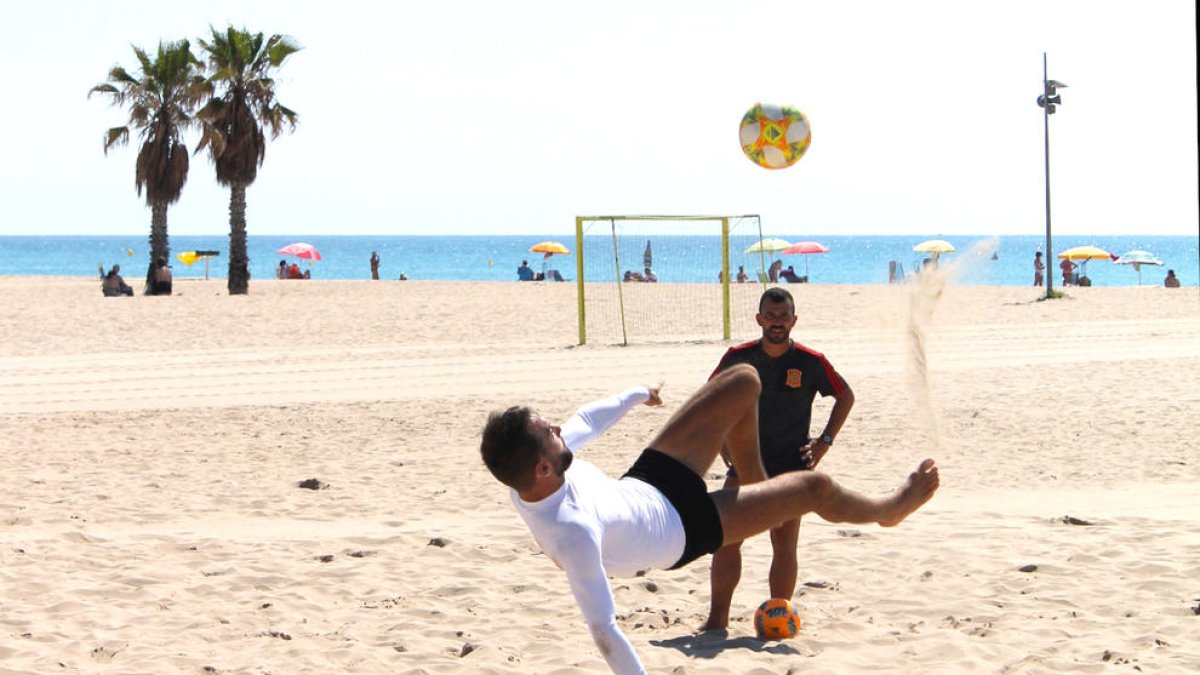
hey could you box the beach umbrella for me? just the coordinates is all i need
[529,240,570,276]
[277,242,322,261]
[913,239,955,254]
[781,240,830,278]
[643,240,653,269]
[1115,250,1164,285]
[743,237,793,255]
[176,250,220,280]
[529,241,570,257]
[1057,245,1113,261]
[1057,245,1114,282]
[913,239,954,269]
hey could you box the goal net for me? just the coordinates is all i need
[574,215,784,346]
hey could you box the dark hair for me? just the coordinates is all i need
[1035,251,1043,257]
[759,286,794,312]
[480,406,542,491]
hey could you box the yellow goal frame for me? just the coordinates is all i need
[574,214,762,345]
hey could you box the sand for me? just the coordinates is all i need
[1,275,1198,673]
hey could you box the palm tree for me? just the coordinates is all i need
[197,26,301,295]
[89,40,206,289]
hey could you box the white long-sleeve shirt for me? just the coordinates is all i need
[511,386,686,675]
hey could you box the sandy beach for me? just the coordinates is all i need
[1,275,1198,673]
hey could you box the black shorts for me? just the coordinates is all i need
[622,448,723,569]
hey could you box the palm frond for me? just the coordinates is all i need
[102,126,130,154]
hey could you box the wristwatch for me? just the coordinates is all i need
[819,433,834,445]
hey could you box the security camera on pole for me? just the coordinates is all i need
[1037,52,1067,299]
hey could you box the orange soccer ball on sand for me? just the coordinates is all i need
[754,597,802,639]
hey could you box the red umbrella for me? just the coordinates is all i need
[781,240,829,279]
[277,242,322,261]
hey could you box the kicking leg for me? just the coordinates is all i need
[712,460,940,546]
[646,363,768,483]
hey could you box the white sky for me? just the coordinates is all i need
[1,0,1196,236]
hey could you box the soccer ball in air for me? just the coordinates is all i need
[738,102,812,170]
[753,598,802,639]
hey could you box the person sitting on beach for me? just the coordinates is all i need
[736,265,749,283]
[517,260,535,281]
[277,260,288,279]
[287,263,304,279]
[1164,269,1180,288]
[480,365,940,674]
[101,265,134,297]
[623,270,645,282]
[145,258,173,296]
[398,272,409,281]
[643,267,658,283]
[779,265,803,283]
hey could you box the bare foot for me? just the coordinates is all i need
[879,459,939,527]
[695,616,729,634]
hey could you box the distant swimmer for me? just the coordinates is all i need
[480,365,939,673]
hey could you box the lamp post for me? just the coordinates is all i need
[1037,52,1066,298]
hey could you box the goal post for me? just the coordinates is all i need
[574,214,767,346]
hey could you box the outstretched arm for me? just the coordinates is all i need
[561,535,646,674]
[559,382,663,452]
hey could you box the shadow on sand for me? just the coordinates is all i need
[650,628,803,660]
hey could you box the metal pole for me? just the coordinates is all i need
[1042,52,1054,299]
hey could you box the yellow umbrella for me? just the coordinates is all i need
[1057,245,1114,285]
[913,239,955,254]
[529,241,570,256]
[1056,245,1112,260]
[175,250,220,280]
[743,238,793,255]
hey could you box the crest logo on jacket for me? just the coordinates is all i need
[785,369,803,388]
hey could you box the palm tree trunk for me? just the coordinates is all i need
[227,183,250,295]
[146,200,170,295]
[149,199,170,267]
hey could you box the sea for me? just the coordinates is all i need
[1,233,1196,287]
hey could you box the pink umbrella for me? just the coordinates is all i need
[277,242,322,261]
[781,240,829,279]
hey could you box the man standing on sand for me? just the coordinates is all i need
[1033,251,1045,287]
[480,364,937,674]
[370,251,380,280]
[699,286,855,632]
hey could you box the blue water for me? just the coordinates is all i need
[1,233,1196,287]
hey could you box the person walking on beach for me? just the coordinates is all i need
[1033,251,1045,287]
[370,251,380,280]
[1164,269,1180,288]
[480,365,938,674]
[699,286,855,633]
